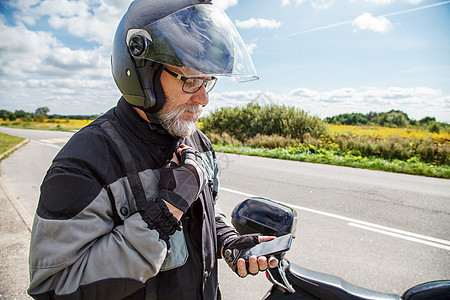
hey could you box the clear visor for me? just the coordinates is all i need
[127,4,258,82]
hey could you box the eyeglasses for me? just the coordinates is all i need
[163,67,217,94]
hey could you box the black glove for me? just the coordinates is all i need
[222,234,261,275]
[158,146,206,213]
[139,196,181,249]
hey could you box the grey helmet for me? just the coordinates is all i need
[111,0,258,119]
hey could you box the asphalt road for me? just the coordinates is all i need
[0,127,449,300]
[0,127,73,228]
[216,153,450,299]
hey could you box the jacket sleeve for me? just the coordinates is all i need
[209,151,239,252]
[28,135,168,299]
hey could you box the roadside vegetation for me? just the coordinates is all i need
[1,105,449,178]
[0,107,96,131]
[201,103,449,179]
[0,132,25,160]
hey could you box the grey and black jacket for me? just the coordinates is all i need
[28,98,238,300]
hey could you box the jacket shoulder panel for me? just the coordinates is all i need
[38,126,116,220]
[38,168,103,220]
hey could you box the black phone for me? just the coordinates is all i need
[239,233,293,260]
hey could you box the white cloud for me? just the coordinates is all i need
[281,0,306,5]
[0,77,120,115]
[0,0,133,115]
[8,0,131,46]
[289,88,320,98]
[281,0,331,8]
[208,86,449,122]
[245,43,258,54]
[213,0,239,10]
[311,0,334,9]
[0,14,117,115]
[352,13,392,33]
[0,20,109,79]
[235,18,282,29]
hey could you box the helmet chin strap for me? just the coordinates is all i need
[142,63,166,124]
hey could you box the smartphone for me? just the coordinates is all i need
[239,233,293,260]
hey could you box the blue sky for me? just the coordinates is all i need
[0,0,449,122]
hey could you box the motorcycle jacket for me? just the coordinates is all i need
[28,98,238,300]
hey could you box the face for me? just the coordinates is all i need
[157,66,210,138]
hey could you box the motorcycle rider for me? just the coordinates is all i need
[28,0,277,299]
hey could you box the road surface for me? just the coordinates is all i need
[0,127,449,300]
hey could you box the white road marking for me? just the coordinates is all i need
[348,223,450,251]
[39,138,70,144]
[34,140,63,149]
[34,137,70,149]
[221,187,450,250]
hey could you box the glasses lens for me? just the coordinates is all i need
[182,77,217,93]
[204,78,217,93]
[183,78,203,93]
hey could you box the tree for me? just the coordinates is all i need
[419,116,436,126]
[0,110,9,121]
[35,107,50,116]
[34,107,50,122]
[14,110,27,118]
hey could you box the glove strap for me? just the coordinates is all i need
[139,196,182,249]
[160,189,190,213]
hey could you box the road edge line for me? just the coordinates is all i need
[0,139,33,232]
[0,138,30,161]
[220,186,450,250]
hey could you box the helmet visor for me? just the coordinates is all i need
[128,4,258,82]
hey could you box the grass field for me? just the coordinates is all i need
[1,119,448,178]
[0,132,26,160]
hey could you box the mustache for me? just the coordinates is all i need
[159,102,202,122]
[176,103,202,120]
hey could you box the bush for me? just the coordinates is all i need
[429,123,440,134]
[246,134,300,149]
[35,114,46,123]
[417,139,437,162]
[205,132,242,147]
[202,103,327,141]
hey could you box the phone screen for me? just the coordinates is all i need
[240,233,293,260]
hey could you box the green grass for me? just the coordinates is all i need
[0,132,26,160]
[214,144,450,179]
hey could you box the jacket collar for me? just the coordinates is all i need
[115,97,179,147]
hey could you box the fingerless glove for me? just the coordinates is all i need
[222,234,261,275]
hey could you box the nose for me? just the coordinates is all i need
[192,85,209,106]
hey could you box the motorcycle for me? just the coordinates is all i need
[230,197,450,300]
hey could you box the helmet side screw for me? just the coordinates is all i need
[128,34,147,57]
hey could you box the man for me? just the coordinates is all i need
[28,0,277,299]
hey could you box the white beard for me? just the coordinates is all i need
[157,101,202,138]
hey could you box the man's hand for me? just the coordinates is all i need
[236,236,279,278]
[223,235,279,278]
[163,200,183,221]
